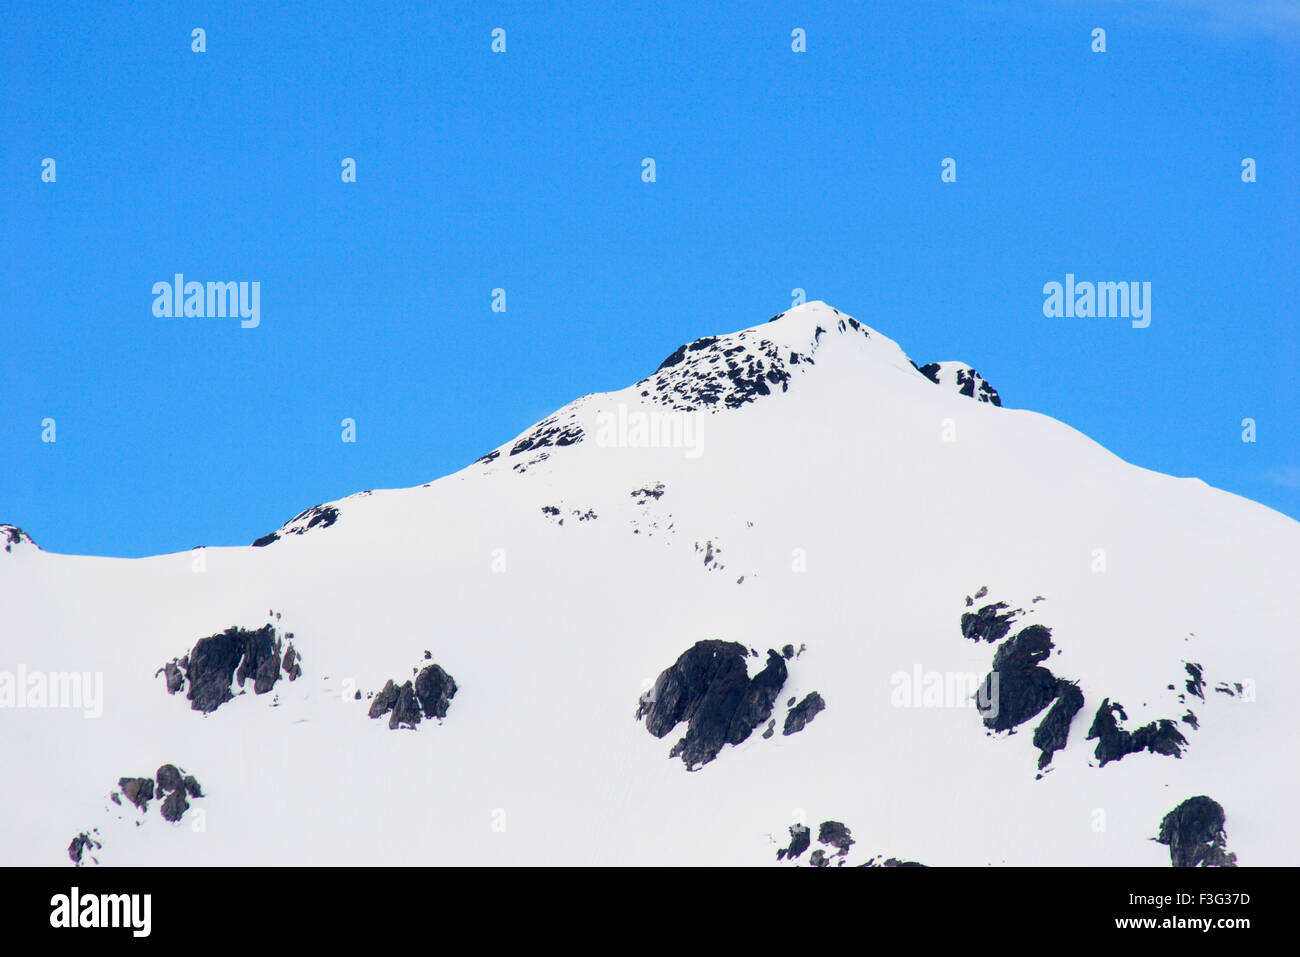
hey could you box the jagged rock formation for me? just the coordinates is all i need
[1156,796,1237,867]
[368,660,458,730]
[157,624,302,713]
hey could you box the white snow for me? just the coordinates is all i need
[2,301,1297,867]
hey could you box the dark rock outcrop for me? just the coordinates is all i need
[1156,796,1237,867]
[637,640,789,769]
[979,624,1060,732]
[783,692,825,735]
[156,764,184,794]
[961,602,1020,644]
[160,790,190,823]
[368,662,459,730]
[1031,680,1085,769]
[1087,699,1187,766]
[368,680,400,719]
[68,832,101,866]
[413,664,458,720]
[159,624,300,713]
[818,821,854,857]
[118,777,154,811]
[777,823,811,861]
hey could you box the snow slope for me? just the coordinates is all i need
[2,301,1297,867]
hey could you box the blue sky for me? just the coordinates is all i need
[3,0,1297,557]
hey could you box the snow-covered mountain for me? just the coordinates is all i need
[3,301,1297,867]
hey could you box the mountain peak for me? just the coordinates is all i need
[641,301,918,413]
[642,300,1003,412]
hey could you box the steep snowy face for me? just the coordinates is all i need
[3,301,1298,869]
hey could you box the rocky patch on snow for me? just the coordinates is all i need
[1086,700,1187,766]
[157,623,301,713]
[68,765,205,865]
[1156,796,1237,867]
[775,819,923,867]
[958,591,1234,775]
[252,504,339,547]
[366,654,458,730]
[635,313,860,413]
[540,504,598,525]
[1,525,38,553]
[913,362,1003,406]
[637,640,824,769]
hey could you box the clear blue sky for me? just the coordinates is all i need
[3,1,1297,557]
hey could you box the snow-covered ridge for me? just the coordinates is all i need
[913,361,1001,406]
[1,525,38,554]
[460,301,1000,484]
[6,299,1297,868]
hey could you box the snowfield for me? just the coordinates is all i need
[3,301,1296,867]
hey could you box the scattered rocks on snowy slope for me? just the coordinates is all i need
[367,655,458,730]
[637,640,825,770]
[775,819,923,867]
[958,589,1231,774]
[69,765,205,865]
[157,623,302,713]
[1156,796,1237,867]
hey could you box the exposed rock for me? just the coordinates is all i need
[413,664,458,719]
[818,821,854,857]
[368,680,400,719]
[1087,699,1187,766]
[1156,796,1237,867]
[961,602,1020,643]
[509,412,584,456]
[118,777,154,811]
[783,691,825,736]
[252,504,339,547]
[158,660,185,694]
[282,642,302,681]
[155,764,184,794]
[160,789,190,823]
[369,661,459,730]
[979,624,1060,732]
[637,640,789,769]
[163,624,297,713]
[864,857,927,868]
[1,525,38,553]
[1032,680,1085,769]
[777,823,811,861]
[389,681,422,730]
[68,832,100,866]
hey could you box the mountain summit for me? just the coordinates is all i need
[3,302,1297,867]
